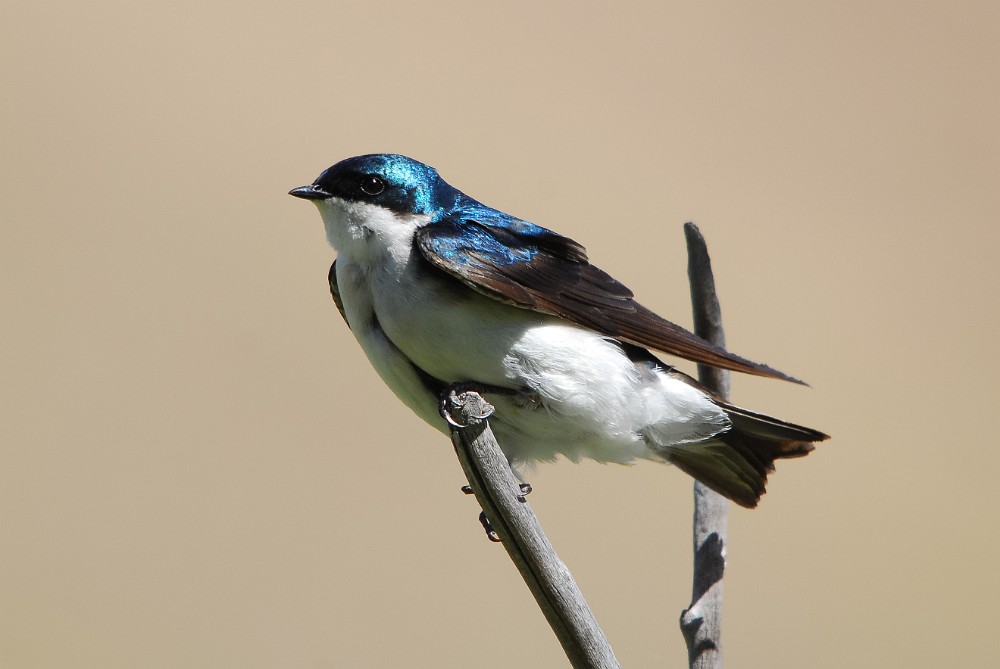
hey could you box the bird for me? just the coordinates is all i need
[290,154,828,508]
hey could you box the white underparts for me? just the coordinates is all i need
[314,198,731,465]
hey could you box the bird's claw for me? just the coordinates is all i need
[479,511,501,543]
[441,403,466,428]
[461,488,505,542]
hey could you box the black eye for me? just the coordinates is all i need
[359,175,385,196]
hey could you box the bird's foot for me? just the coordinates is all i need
[439,383,499,427]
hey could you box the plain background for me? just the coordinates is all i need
[2,2,998,667]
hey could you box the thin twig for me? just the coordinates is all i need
[444,390,621,669]
[679,222,731,669]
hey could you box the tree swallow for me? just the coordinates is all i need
[290,154,828,508]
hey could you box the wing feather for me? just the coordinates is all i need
[416,217,804,384]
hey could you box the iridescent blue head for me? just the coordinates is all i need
[289,154,462,219]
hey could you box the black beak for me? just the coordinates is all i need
[289,184,332,200]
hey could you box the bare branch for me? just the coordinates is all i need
[444,390,621,669]
[679,222,731,669]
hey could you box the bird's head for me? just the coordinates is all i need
[289,153,459,216]
[291,154,466,257]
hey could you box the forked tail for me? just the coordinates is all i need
[665,403,829,508]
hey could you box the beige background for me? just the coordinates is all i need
[2,1,998,667]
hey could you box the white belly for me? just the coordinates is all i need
[336,249,728,466]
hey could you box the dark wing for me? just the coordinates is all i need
[328,260,349,329]
[416,216,804,384]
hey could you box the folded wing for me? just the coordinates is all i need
[416,216,805,384]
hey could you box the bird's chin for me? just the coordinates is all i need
[323,217,372,251]
[314,198,362,250]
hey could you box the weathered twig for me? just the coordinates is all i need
[679,222,731,668]
[444,390,621,669]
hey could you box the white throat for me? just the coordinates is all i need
[314,197,430,267]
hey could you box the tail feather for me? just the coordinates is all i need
[723,402,829,444]
[665,405,829,509]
